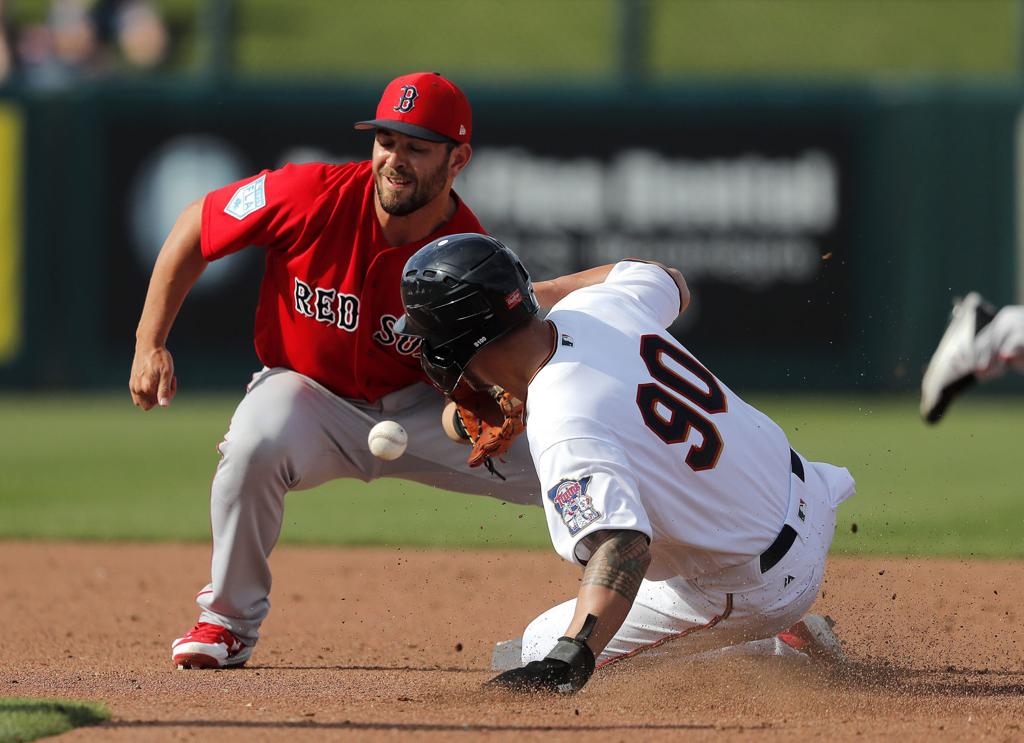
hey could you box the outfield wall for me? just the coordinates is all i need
[0,82,1019,392]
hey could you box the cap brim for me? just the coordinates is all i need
[354,119,453,143]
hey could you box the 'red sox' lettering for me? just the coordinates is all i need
[294,277,359,331]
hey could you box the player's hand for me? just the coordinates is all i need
[485,636,595,694]
[129,346,177,411]
[441,400,471,444]
[451,384,525,468]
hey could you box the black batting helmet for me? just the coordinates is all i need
[395,233,539,394]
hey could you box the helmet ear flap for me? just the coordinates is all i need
[419,350,464,394]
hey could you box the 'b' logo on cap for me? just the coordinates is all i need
[393,85,418,113]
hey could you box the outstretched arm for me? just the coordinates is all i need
[129,198,207,410]
[562,529,652,657]
[533,261,690,317]
[651,262,690,316]
[487,529,651,693]
[532,264,615,308]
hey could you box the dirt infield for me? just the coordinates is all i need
[2,541,1023,741]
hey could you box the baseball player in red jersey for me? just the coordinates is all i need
[129,72,608,669]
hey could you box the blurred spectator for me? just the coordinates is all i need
[17,0,100,88]
[117,1,168,69]
[94,0,168,71]
[0,1,12,85]
[53,0,103,72]
[14,0,169,88]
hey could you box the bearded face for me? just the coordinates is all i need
[374,156,450,216]
[372,131,454,217]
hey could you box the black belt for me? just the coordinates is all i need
[759,449,805,574]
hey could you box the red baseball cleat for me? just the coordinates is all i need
[171,622,252,669]
[777,614,846,662]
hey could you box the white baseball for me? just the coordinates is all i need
[368,421,408,461]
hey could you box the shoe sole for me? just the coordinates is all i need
[921,292,994,424]
[174,652,249,670]
[923,374,977,424]
[799,615,846,662]
[777,614,846,663]
[172,641,253,670]
[175,652,223,670]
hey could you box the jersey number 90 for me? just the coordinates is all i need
[635,334,726,472]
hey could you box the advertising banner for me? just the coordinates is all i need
[96,92,854,381]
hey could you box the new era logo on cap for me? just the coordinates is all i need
[355,72,472,144]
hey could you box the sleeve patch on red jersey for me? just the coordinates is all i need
[224,174,267,220]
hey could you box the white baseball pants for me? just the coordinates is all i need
[522,456,855,666]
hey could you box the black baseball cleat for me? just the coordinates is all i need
[920,292,997,424]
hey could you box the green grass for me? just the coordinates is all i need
[651,0,1018,79]
[234,0,615,82]
[0,698,108,742]
[771,395,1024,557]
[1,393,1023,557]
[8,0,1020,80]
[0,394,546,548]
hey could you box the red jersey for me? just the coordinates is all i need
[200,160,485,402]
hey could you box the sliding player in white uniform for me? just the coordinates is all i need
[397,233,856,693]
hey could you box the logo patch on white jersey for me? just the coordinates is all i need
[224,175,267,220]
[547,476,600,536]
[561,333,574,347]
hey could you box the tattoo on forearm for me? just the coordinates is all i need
[581,532,651,600]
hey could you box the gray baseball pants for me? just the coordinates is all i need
[195,367,541,644]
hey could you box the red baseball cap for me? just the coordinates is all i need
[354,72,472,144]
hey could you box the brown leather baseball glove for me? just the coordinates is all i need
[450,384,525,478]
